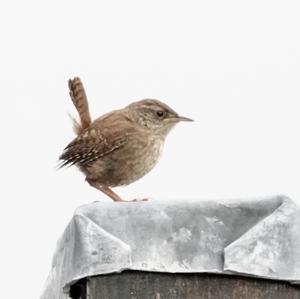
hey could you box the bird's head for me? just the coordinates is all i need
[125,99,193,136]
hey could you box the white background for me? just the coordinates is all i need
[0,1,300,298]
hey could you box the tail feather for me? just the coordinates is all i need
[68,77,91,134]
[68,113,82,136]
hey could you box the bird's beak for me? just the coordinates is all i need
[176,115,194,122]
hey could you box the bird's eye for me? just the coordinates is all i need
[156,110,165,118]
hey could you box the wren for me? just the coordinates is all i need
[59,77,193,202]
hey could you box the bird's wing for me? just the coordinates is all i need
[59,116,136,167]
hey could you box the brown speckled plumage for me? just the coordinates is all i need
[59,77,193,202]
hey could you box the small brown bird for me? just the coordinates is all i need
[59,77,193,202]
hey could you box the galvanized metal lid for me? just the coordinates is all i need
[41,195,300,299]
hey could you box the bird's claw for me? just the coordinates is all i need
[130,198,149,202]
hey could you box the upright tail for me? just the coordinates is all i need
[68,77,92,135]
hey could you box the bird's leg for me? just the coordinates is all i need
[86,179,124,202]
[99,186,125,202]
[86,179,149,202]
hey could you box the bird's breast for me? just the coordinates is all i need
[113,134,164,186]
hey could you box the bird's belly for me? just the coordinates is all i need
[111,138,164,186]
[84,137,164,187]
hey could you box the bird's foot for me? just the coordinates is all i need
[130,198,149,202]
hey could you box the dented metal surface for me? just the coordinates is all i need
[41,195,300,299]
